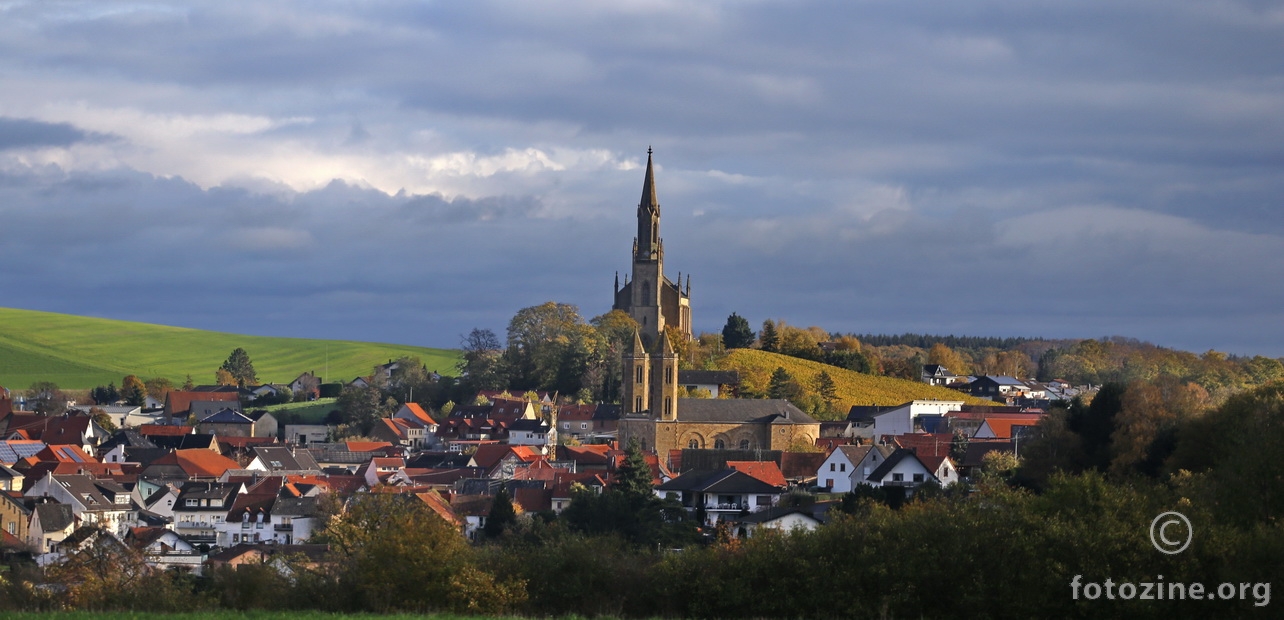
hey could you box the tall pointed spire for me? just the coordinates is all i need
[640,146,659,215]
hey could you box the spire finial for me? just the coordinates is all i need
[648,145,653,156]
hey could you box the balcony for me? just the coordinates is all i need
[175,521,212,530]
[274,524,293,532]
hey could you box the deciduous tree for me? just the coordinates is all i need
[220,347,257,387]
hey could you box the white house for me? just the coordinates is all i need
[870,400,965,439]
[863,449,940,490]
[817,445,894,493]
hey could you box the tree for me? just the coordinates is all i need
[90,382,119,406]
[459,328,507,392]
[926,343,970,376]
[814,371,838,402]
[614,440,654,499]
[220,347,257,387]
[504,302,606,396]
[484,487,518,540]
[144,376,174,402]
[721,313,755,350]
[215,368,237,386]
[321,493,524,614]
[121,375,147,407]
[182,374,195,391]
[88,406,117,434]
[767,367,803,402]
[26,381,68,416]
[337,384,392,435]
[759,320,779,353]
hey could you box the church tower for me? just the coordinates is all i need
[612,148,692,350]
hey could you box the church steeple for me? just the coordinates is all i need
[636,147,661,261]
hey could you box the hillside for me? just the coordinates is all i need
[713,348,995,419]
[0,307,460,390]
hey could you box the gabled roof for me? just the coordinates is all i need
[676,370,740,385]
[165,391,238,415]
[0,440,45,464]
[252,446,321,472]
[865,449,933,483]
[726,461,787,487]
[655,469,785,494]
[34,503,75,531]
[198,408,254,425]
[675,399,818,425]
[892,433,954,458]
[155,449,242,478]
[34,444,97,464]
[397,403,436,426]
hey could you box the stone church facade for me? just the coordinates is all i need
[613,150,820,456]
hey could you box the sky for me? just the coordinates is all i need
[1,1,1283,357]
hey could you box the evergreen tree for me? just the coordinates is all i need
[121,375,147,407]
[615,440,654,499]
[814,371,838,402]
[220,347,257,387]
[759,320,779,353]
[484,486,518,539]
[721,313,755,349]
[767,367,794,400]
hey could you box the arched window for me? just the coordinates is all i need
[636,366,644,384]
[688,439,699,449]
[665,366,672,384]
[714,439,726,450]
[664,397,672,417]
[739,439,750,450]
[635,396,643,412]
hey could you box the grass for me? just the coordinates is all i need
[0,307,462,390]
[714,348,996,418]
[0,614,537,620]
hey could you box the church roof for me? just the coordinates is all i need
[639,147,658,214]
[675,399,818,425]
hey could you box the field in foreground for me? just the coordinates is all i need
[0,614,529,620]
[0,307,461,390]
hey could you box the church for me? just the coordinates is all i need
[613,150,820,456]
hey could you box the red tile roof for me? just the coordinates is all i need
[150,448,242,478]
[165,391,238,415]
[139,424,194,437]
[893,433,954,458]
[726,461,787,487]
[345,441,394,453]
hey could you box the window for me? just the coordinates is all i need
[635,397,643,411]
[830,463,836,472]
[739,439,750,450]
[840,463,846,472]
[580,423,587,430]
[636,367,644,384]
[892,473,904,482]
[756,495,772,506]
[714,439,726,450]
[185,499,197,507]
[912,473,925,483]
[688,439,699,449]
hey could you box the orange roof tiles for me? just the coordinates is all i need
[139,424,194,437]
[345,441,394,453]
[726,461,787,487]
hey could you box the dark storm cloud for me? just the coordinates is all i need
[0,117,102,150]
[1,1,1282,355]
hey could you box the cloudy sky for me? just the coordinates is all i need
[2,1,1282,357]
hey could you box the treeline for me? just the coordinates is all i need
[855,332,1073,351]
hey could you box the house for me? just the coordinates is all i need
[862,449,940,493]
[967,376,1028,400]
[288,372,321,400]
[165,391,240,423]
[1,490,32,545]
[283,424,331,446]
[654,468,787,526]
[0,440,46,466]
[677,369,740,398]
[0,463,26,491]
[173,482,242,547]
[194,408,253,438]
[141,449,243,483]
[24,472,136,538]
[27,502,75,553]
[816,445,894,493]
[269,496,321,544]
[858,400,965,441]
[921,364,961,386]
[125,526,202,573]
[371,416,435,450]
[246,446,323,474]
[730,505,828,538]
[506,418,555,451]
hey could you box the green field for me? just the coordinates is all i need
[261,398,341,423]
[0,307,461,390]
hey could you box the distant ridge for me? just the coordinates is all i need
[714,348,995,420]
[0,307,460,390]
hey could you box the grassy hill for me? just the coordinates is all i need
[0,307,461,391]
[713,348,995,419]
